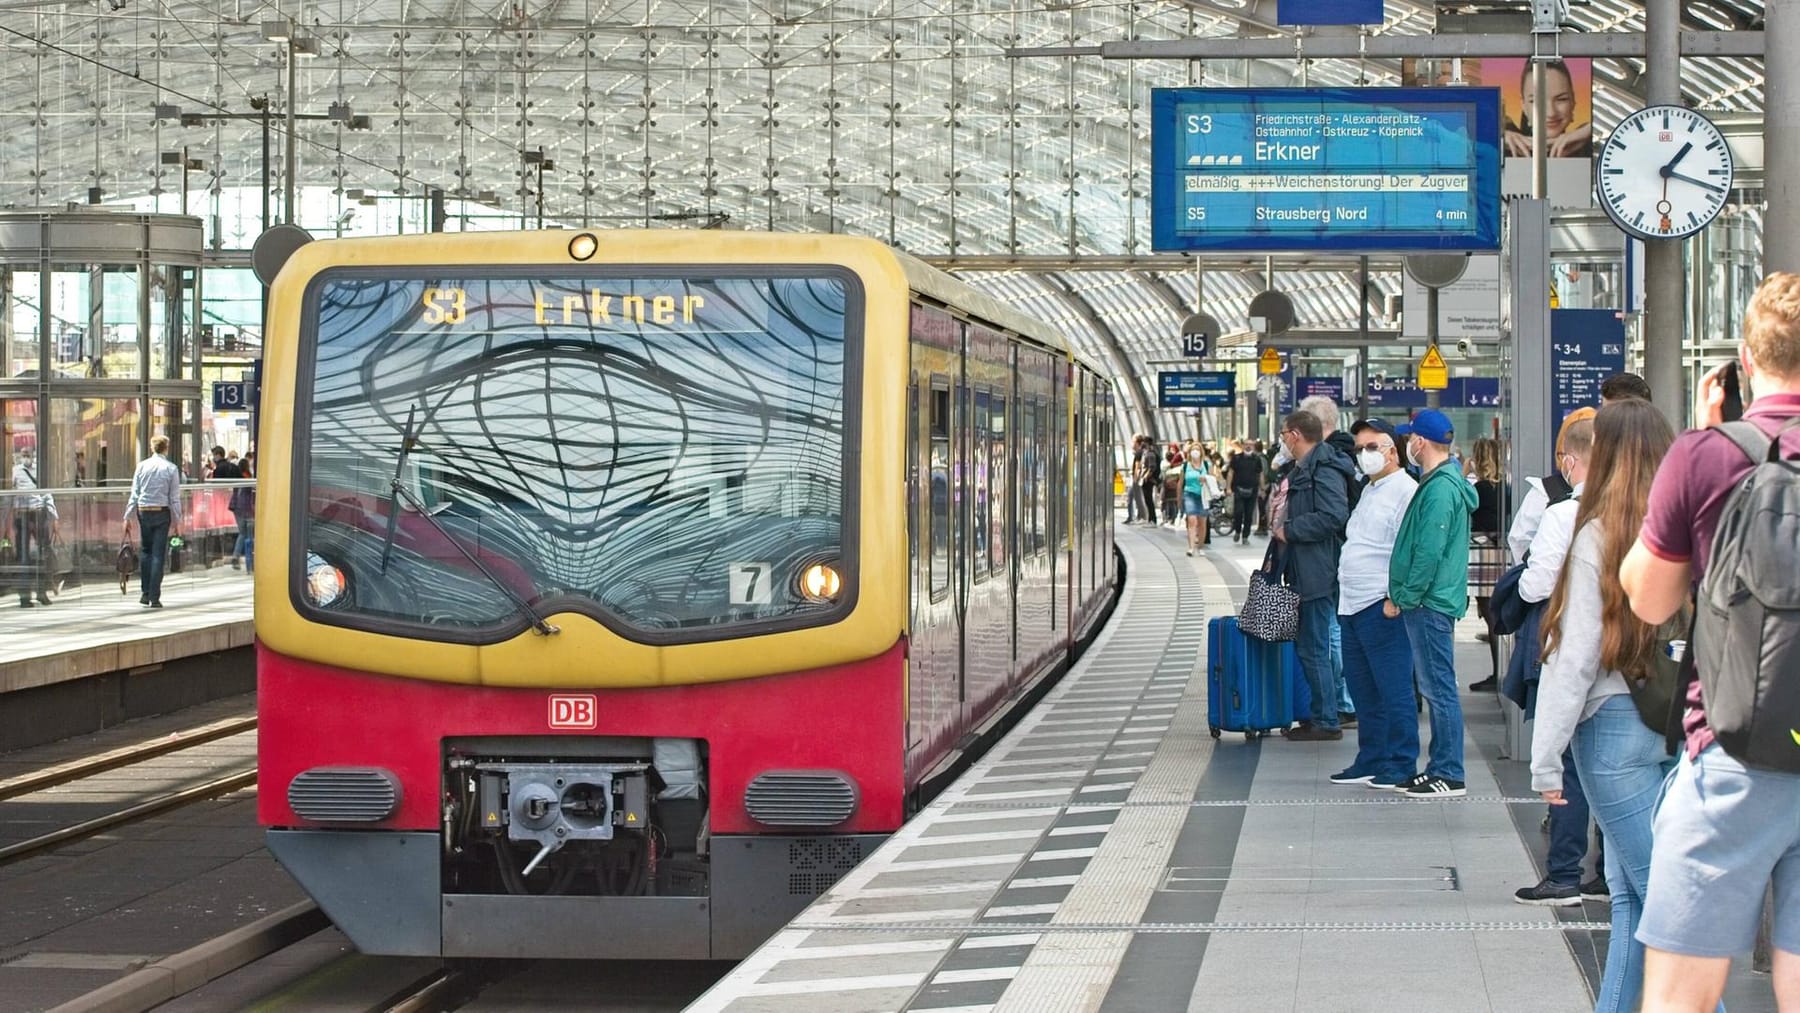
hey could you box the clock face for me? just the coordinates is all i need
[1597,105,1735,241]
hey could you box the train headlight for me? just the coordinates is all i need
[798,561,842,602]
[304,552,349,608]
[568,233,598,261]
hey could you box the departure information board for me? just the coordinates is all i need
[1151,88,1503,253]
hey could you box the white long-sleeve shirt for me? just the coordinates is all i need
[1529,522,1631,793]
[1519,482,1583,604]
[1507,477,1548,560]
[1338,468,1417,616]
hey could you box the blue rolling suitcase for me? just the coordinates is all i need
[1207,616,1309,741]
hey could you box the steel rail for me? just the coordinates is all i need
[0,715,258,802]
[0,769,258,865]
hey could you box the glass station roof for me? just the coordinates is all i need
[0,0,1769,437]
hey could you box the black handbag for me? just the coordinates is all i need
[1237,544,1299,643]
[1629,605,1695,746]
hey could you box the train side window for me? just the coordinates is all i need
[907,378,920,625]
[929,381,950,602]
[989,393,1007,575]
[972,387,991,584]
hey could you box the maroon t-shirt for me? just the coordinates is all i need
[1639,393,1800,757]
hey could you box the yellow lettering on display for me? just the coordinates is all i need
[433,285,705,328]
[421,287,467,325]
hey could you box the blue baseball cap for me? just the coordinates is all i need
[1395,408,1454,445]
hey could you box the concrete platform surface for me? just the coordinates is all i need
[691,522,1779,1013]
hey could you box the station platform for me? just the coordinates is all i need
[693,522,1776,1013]
[0,566,255,751]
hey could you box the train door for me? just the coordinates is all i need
[906,305,965,777]
[962,325,1012,717]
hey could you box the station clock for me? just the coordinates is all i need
[1596,105,1734,241]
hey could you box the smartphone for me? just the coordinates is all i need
[1720,361,1745,422]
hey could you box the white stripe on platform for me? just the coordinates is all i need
[820,907,982,925]
[889,853,1027,871]
[840,880,1004,900]
[1028,847,1099,862]
[1078,782,1138,793]
[736,973,926,996]
[1048,823,1114,837]
[1008,875,1080,889]
[780,939,957,960]
[909,828,1043,847]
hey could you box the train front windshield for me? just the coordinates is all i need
[291,268,861,643]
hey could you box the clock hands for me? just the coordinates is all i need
[1659,142,1694,178]
[1667,170,1726,195]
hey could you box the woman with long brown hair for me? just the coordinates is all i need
[1530,399,1676,1013]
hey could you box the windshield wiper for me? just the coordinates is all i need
[376,402,559,636]
[386,482,560,636]
[379,403,421,576]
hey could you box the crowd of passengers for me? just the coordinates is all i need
[1121,271,1800,1013]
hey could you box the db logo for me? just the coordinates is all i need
[548,694,597,730]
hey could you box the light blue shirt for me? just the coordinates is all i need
[125,453,184,529]
[1338,467,1418,616]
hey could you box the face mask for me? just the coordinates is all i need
[1273,443,1293,468]
[1357,449,1385,477]
[1406,439,1421,467]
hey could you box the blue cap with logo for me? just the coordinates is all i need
[1395,408,1455,445]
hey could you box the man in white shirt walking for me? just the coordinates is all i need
[123,436,184,609]
[9,447,56,608]
[1329,419,1418,789]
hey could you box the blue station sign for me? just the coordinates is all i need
[1151,87,1503,253]
[1159,371,1237,409]
[1278,0,1384,25]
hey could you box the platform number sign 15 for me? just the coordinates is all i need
[729,562,774,605]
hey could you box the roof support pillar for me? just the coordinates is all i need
[1042,276,1157,442]
[1643,0,1686,429]
[1766,0,1800,274]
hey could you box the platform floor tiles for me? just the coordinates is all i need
[691,525,1604,1013]
[0,565,252,666]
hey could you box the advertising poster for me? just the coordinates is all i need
[1401,57,1594,208]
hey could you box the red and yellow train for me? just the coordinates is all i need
[254,229,1117,959]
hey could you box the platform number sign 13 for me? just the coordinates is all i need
[729,562,774,605]
[1597,105,1734,241]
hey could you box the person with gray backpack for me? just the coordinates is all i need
[1622,271,1800,1012]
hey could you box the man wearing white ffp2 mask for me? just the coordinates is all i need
[1332,419,1420,790]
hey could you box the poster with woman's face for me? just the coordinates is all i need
[1401,57,1594,208]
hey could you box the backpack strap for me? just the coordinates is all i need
[1714,419,1775,465]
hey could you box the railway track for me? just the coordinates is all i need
[0,712,259,866]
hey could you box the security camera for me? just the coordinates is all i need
[1456,338,1474,356]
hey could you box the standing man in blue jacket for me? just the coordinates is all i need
[1274,411,1354,741]
[1386,409,1478,797]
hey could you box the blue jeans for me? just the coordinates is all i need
[1402,608,1463,781]
[1297,597,1340,730]
[1546,747,1593,886]
[1329,615,1351,714]
[1572,696,1675,1013]
[138,510,171,603]
[1339,602,1419,781]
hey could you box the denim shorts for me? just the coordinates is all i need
[1636,744,1800,958]
[1183,492,1206,516]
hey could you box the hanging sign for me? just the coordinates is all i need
[1259,348,1283,375]
[1151,87,1503,253]
[1278,0,1384,25]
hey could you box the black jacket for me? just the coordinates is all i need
[1280,441,1355,602]
[1325,430,1363,510]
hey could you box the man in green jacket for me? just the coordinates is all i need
[1385,409,1478,798]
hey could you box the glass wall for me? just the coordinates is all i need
[3,268,40,380]
[0,210,207,491]
[47,397,139,488]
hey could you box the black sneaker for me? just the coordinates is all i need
[1468,675,1499,692]
[1391,773,1431,793]
[1329,768,1375,785]
[1338,711,1358,728]
[1368,773,1404,790]
[1514,879,1581,907]
[1580,877,1610,903]
[1405,776,1467,798]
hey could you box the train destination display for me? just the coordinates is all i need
[1152,87,1503,253]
